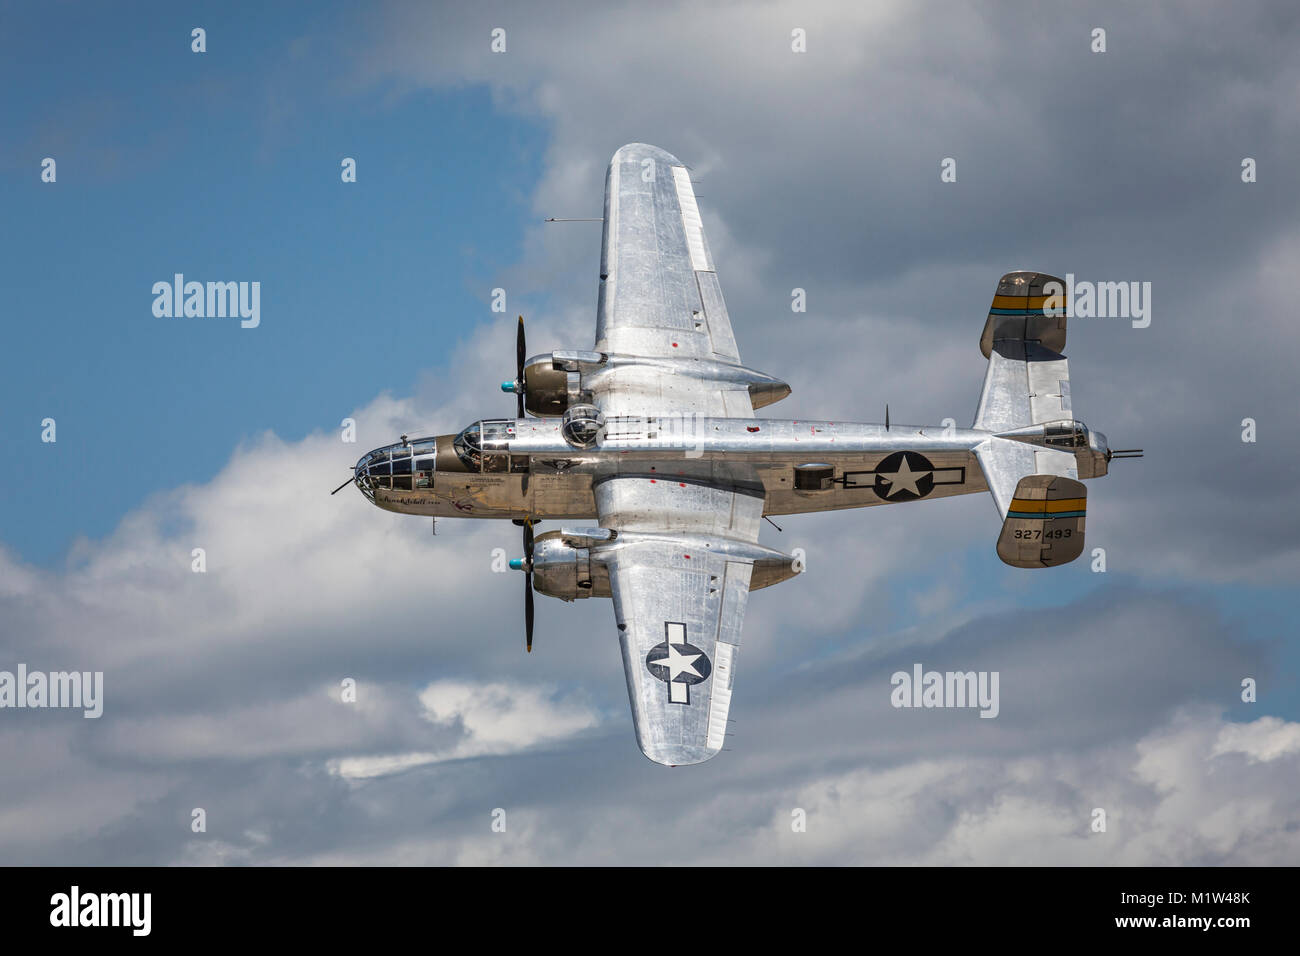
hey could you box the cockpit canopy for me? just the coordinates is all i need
[1043,420,1089,448]
[355,438,437,499]
[452,423,481,468]
[453,420,521,472]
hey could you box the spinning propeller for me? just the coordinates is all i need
[508,518,536,652]
[500,315,527,418]
[501,316,537,650]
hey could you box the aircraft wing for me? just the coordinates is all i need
[595,473,766,765]
[593,143,753,418]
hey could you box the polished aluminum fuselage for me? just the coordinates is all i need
[370,416,991,520]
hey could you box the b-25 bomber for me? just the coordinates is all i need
[345,144,1140,766]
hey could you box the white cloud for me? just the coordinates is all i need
[645,709,1300,866]
[329,678,602,779]
[419,679,601,754]
[1211,715,1300,764]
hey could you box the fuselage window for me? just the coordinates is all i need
[481,420,514,445]
[414,456,436,489]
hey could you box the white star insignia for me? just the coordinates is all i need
[880,456,930,497]
[653,643,703,682]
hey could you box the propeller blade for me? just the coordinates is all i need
[515,315,526,418]
[525,580,534,653]
[523,516,535,652]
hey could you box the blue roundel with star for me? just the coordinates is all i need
[872,450,936,501]
[646,640,711,685]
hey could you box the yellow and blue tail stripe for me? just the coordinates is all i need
[989,294,1060,316]
[1006,496,1087,519]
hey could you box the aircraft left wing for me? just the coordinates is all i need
[593,143,755,419]
[595,473,772,765]
[597,143,740,366]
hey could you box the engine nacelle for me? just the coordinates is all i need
[531,527,803,600]
[520,349,791,417]
[520,350,602,416]
[531,530,612,600]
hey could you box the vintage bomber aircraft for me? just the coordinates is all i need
[346,143,1140,766]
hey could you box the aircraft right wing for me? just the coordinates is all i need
[594,472,781,765]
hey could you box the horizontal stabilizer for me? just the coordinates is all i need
[974,437,1084,568]
[974,271,1071,434]
[995,474,1087,568]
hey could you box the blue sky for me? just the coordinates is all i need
[1,1,546,562]
[1,0,1298,865]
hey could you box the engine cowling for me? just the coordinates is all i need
[521,353,575,416]
[521,350,606,416]
[530,527,804,600]
[530,531,611,600]
[520,349,791,417]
